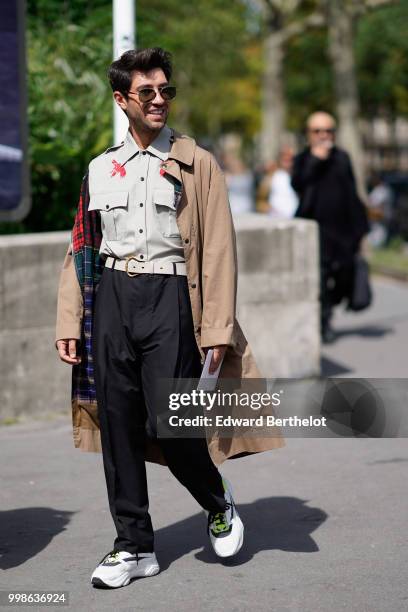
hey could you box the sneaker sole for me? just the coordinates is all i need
[91,564,160,588]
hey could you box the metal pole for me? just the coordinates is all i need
[113,0,136,144]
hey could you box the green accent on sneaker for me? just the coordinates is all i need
[102,551,121,565]
[210,512,230,535]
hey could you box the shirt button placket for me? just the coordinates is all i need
[138,153,148,260]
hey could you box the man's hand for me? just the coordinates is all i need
[56,339,82,365]
[205,345,227,374]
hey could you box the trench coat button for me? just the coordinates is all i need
[105,204,109,209]
[140,177,145,181]
[191,282,196,288]
[139,254,144,259]
[184,238,189,244]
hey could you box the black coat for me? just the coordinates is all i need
[291,146,369,264]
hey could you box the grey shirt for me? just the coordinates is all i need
[88,125,185,262]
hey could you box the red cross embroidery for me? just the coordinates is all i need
[111,159,126,177]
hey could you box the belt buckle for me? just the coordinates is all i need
[125,256,140,277]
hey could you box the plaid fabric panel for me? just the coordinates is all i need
[72,190,84,255]
[71,172,104,403]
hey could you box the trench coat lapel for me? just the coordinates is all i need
[160,133,196,249]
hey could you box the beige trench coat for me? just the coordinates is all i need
[55,129,284,465]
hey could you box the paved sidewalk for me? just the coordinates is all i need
[321,275,408,377]
[1,420,406,612]
[0,277,407,612]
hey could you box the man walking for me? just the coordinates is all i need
[55,47,282,588]
[291,112,369,343]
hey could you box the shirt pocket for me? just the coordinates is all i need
[88,191,128,241]
[153,188,180,238]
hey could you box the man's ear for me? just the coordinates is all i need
[113,90,127,112]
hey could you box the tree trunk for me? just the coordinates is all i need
[261,27,285,164]
[326,0,367,198]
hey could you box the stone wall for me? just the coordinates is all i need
[234,215,320,378]
[0,232,72,420]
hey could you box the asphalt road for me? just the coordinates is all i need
[1,276,407,612]
[321,275,408,378]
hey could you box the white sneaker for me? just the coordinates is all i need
[207,477,244,558]
[91,550,160,588]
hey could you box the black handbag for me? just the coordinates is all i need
[347,254,372,311]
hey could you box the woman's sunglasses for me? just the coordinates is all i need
[127,85,177,103]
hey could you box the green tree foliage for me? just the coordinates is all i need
[137,0,259,142]
[284,29,332,133]
[356,1,408,117]
[26,0,109,23]
[284,0,408,130]
[26,12,113,231]
[1,2,113,233]
[3,0,256,233]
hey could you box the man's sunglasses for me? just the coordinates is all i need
[309,128,336,134]
[127,85,177,103]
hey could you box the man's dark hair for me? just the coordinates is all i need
[108,47,172,96]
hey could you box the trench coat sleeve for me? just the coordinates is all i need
[343,152,370,243]
[55,240,83,347]
[200,156,237,349]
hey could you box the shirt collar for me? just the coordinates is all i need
[114,126,195,168]
[147,125,172,161]
[122,128,140,158]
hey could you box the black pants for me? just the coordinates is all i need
[320,258,354,331]
[92,267,226,553]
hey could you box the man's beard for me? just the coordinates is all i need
[134,112,167,134]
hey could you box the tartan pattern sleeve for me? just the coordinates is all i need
[71,172,104,403]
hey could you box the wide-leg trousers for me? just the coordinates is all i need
[320,257,354,332]
[92,266,226,553]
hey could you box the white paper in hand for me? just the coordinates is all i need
[197,349,224,392]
